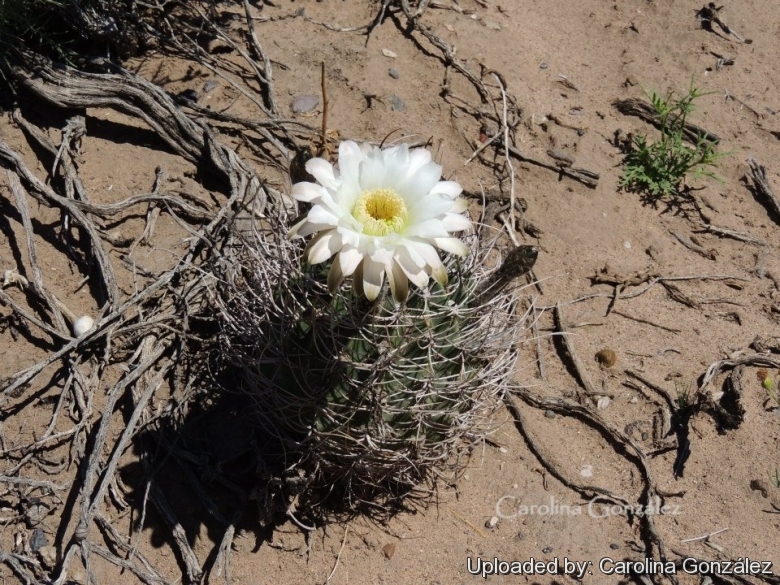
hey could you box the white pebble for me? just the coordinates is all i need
[73,316,94,337]
[581,465,594,478]
[381,48,397,58]
[623,241,632,250]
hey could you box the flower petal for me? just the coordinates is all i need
[305,230,343,264]
[403,161,442,198]
[407,193,457,222]
[287,216,309,239]
[353,260,365,297]
[359,145,410,192]
[403,218,451,238]
[291,181,325,203]
[448,197,469,213]
[306,204,340,227]
[337,141,365,185]
[441,212,473,232]
[305,157,339,190]
[430,180,462,198]
[407,147,432,177]
[327,258,346,293]
[433,236,470,256]
[337,246,364,277]
[288,219,330,239]
[361,257,386,301]
[395,247,430,288]
[387,259,409,302]
[407,240,447,285]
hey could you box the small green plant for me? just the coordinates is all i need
[675,380,693,410]
[619,82,728,199]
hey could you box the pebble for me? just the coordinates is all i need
[382,542,396,559]
[641,431,650,441]
[484,19,501,30]
[485,516,499,529]
[73,315,95,337]
[542,546,553,554]
[388,68,400,79]
[381,48,397,58]
[389,95,406,111]
[38,545,57,569]
[610,543,620,550]
[25,502,49,525]
[203,79,218,93]
[540,62,548,69]
[623,240,632,250]
[597,396,611,410]
[176,89,199,103]
[30,528,48,552]
[595,348,617,368]
[544,409,556,419]
[580,465,594,478]
[290,94,319,114]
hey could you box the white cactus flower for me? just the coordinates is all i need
[288,140,472,302]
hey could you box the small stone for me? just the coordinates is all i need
[388,68,400,79]
[515,531,527,540]
[30,528,48,552]
[542,546,553,554]
[580,465,594,478]
[540,62,548,69]
[381,48,397,58]
[73,315,95,338]
[610,543,620,550]
[176,89,199,103]
[382,542,396,559]
[623,240,632,250]
[544,409,556,419]
[203,79,218,93]
[206,38,231,54]
[597,396,611,410]
[389,95,405,111]
[595,348,617,368]
[25,502,49,526]
[485,516,499,529]
[484,19,501,30]
[38,545,57,569]
[290,94,319,114]
[641,431,650,441]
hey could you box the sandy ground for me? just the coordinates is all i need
[2,0,780,584]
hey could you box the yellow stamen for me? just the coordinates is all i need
[352,188,407,236]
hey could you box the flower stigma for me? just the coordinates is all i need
[352,188,408,236]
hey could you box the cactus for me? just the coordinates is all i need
[215,206,536,513]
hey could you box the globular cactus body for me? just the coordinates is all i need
[217,211,532,511]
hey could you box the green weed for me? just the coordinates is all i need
[619,82,729,200]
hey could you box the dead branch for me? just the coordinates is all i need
[746,158,780,223]
[553,303,599,396]
[613,98,721,145]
